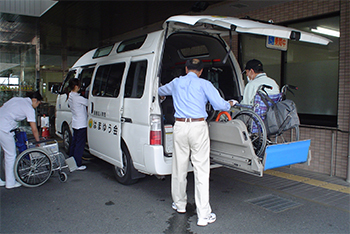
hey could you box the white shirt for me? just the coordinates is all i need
[68,92,88,129]
[241,73,280,105]
[0,97,36,133]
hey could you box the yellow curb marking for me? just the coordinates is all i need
[265,170,350,194]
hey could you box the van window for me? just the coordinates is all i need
[124,60,147,98]
[79,68,94,86]
[60,70,76,94]
[92,63,126,97]
[179,45,209,58]
[93,45,113,58]
[117,35,147,53]
[79,67,94,96]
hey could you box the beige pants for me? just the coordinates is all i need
[171,120,211,219]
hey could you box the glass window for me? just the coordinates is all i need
[240,34,282,86]
[117,35,147,53]
[124,60,147,98]
[93,45,113,58]
[285,15,339,127]
[79,67,94,97]
[179,45,209,58]
[240,15,339,127]
[79,67,94,89]
[60,70,76,94]
[92,63,125,97]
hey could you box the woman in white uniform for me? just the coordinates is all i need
[67,79,88,170]
[0,91,43,189]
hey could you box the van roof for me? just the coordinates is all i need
[72,31,164,68]
[71,14,331,69]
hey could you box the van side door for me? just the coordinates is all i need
[87,61,127,168]
[55,70,76,137]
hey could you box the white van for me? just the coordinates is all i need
[52,15,330,184]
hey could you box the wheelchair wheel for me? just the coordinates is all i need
[233,110,267,158]
[14,148,52,187]
[59,172,68,182]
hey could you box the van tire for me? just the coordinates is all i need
[62,124,71,154]
[113,144,138,185]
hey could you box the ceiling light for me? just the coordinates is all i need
[311,27,339,37]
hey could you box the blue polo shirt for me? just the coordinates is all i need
[158,72,231,118]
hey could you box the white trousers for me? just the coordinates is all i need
[0,130,17,187]
[171,121,211,219]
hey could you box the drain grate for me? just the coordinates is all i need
[246,194,302,213]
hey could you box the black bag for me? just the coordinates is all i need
[257,92,300,136]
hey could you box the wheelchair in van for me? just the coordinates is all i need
[215,85,300,158]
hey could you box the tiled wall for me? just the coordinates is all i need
[228,0,349,179]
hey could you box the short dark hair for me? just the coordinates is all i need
[244,59,264,73]
[27,90,43,101]
[69,78,81,90]
[185,59,204,71]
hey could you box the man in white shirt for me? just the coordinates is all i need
[241,59,280,105]
[0,91,42,189]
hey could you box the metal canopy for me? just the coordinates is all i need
[0,0,58,17]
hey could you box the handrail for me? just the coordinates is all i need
[299,124,349,133]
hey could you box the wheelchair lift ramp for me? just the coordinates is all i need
[209,120,311,177]
[264,139,311,171]
[209,120,264,177]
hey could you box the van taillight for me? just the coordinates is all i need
[150,115,161,145]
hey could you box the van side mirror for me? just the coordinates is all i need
[51,84,61,94]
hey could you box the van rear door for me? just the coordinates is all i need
[164,15,331,45]
[164,15,325,176]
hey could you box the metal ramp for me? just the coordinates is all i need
[209,120,310,177]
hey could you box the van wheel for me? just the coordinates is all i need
[62,125,71,154]
[113,144,138,185]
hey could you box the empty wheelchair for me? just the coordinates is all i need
[12,128,69,187]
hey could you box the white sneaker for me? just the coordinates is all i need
[6,181,22,189]
[172,202,186,213]
[197,213,216,226]
[0,179,5,186]
[77,165,86,171]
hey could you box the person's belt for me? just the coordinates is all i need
[175,118,205,122]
